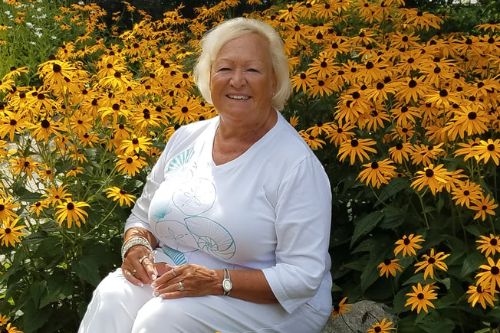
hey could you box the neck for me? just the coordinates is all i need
[216,109,277,144]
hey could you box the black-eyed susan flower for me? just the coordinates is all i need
[326,122,355,147]
[1,322,22,333]
[451,180,483,208]
[471,139,500,166]
[475,257,500,293]
[0,218,25,247]
[10,156,39,178]
[466,283,497,309]
[0,110,28,142]
[405,283,437,314]
[0,196,20,221]
[338,138,377,165]
[42,185,72,207]
[395,76,430,104]
[470,194,498,221]
[299,131,326,150]
[414,248,450,280]
[116,154,148,176]
[410,143,445,167]
[446,106,490,140]
[291,71,314,94]
[377,258,403,278]
[55,199,90,228]
[388,142,413,164]
[367,318,396,333]
[119,135,152,155]
[105,187,136,207]
[358,159,397,189]
[0,314,8,325]
[476,234,500,257]
[394,234,424,257]
[331,297,351,318]
[411,164,451,195]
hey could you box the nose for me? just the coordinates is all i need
[229,69,246,88]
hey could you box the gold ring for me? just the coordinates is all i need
[139,255,149,264]
[131,268,137,276]
[178,281,184,291]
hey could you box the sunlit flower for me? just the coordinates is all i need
[0,218,25,247]
[414,248,450,280]
[0,196,20,221]
[451,180,483,208]
[378,258,403,278]
[394,234,425,257]
[471,139,500,166]
[55,199,90,228]
[405,283,437,314]
[120,135,152,155]
[116,154,148,176]
[105,187,136,207]
[388,142,413,164]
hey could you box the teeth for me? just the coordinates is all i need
[228,95,249,100]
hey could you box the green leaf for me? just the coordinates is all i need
[379,205,408,229]
[72,255,102,286]
[376,177,410,205]
[360,260,379,292]
[461,252,485,277]
[350,211,384,247]
[416,311,456,333]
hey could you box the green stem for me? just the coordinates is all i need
[81,202,119,238]
[417,191,430,229]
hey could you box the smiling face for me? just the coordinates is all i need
[210,33,276,124]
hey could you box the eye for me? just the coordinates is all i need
[247,68,259,73]
[217,67,230,72]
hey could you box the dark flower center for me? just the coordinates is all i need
[41,119,50,128]
[425,169,434,177]
[376,82,384,90]
[350,139,359,147]
[468,112,477,120]
[181,106,189,113]
[300,73,307,79]
[487,144,495,151]
[126,157,133,164]
[417,293,424,299]
[490,239,498,246]
[404,238,410,245]
[384,258,391,265]
[463,190,470,196]
[10,119,17,126]
[132,138,139,145]
[366,61,374,69]
[53,63,62,73]
[352,91,360,99]
[409,80,417,88]
[491,266,499,275]
[5,228,11,234]
[428,257,436,264]
[371,162,379,169]
[375,327,382,333]
[112,103,120,111]
[439,89,448,97]
[67,202,74,210]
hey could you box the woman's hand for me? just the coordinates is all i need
[151,263,222,298]
[121,246,158,286]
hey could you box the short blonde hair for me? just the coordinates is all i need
[193,17,291,111]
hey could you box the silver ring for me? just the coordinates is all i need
[178,281,184,291]
[131,268,137,276]
[139,255,149,264]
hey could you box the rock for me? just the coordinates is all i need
[321,300,395,333]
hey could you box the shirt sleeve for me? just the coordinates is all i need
[124,129,183,234]
[262,155,332,314]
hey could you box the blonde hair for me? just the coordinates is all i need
[193,17,291,111]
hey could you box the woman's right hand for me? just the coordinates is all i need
[121,245,158,286]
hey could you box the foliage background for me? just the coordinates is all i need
[0,0,499,332]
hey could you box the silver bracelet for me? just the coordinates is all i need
[121,236,153,261]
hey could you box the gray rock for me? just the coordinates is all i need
[321,300,395,333]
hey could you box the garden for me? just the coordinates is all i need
[0,0,499,332]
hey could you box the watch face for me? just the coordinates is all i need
[223,279,232,291]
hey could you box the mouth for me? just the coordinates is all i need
[227,94,250,101]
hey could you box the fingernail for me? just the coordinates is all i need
[152,274,157,280]
[151,282,157,287]
[139,282,144,287]
[153,291,159,297]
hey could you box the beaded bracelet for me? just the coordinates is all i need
[121,236,153,261]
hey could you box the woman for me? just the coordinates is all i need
[79,17,332,333]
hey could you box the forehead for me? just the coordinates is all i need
[214,33,270,62]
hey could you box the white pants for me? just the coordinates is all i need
[78,269,329,333]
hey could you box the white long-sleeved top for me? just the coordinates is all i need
[125,111,332,315]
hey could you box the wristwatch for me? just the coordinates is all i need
[222,268,232,296]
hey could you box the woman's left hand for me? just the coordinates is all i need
[152,263,222,298]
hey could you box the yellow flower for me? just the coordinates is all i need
[377,258,403,278]
[0,195,20,221]
[405,283,437,314]
[299,131,326,150]
[357,159,397,188]
[331,297,351,318]
[105,187,136,207]
[466,283,497,309]
[337,138,377,165]
[471,139,500,166]
[116,154,148,176]
[470,194,498,221]
[411,164,451,195]
[476,234,500,257]
[414,248,450,280]
[119,136,152,155]
[0,218,25,247]
[367,318,396,333]
[55,199,90,228]
[475,257,500,293]
[451,180,483,208]
[388,142,413,164]
[394,234,424,257]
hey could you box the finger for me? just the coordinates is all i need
[141,257,158,280]
[122,268,144,287]
[154,279,187,296]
